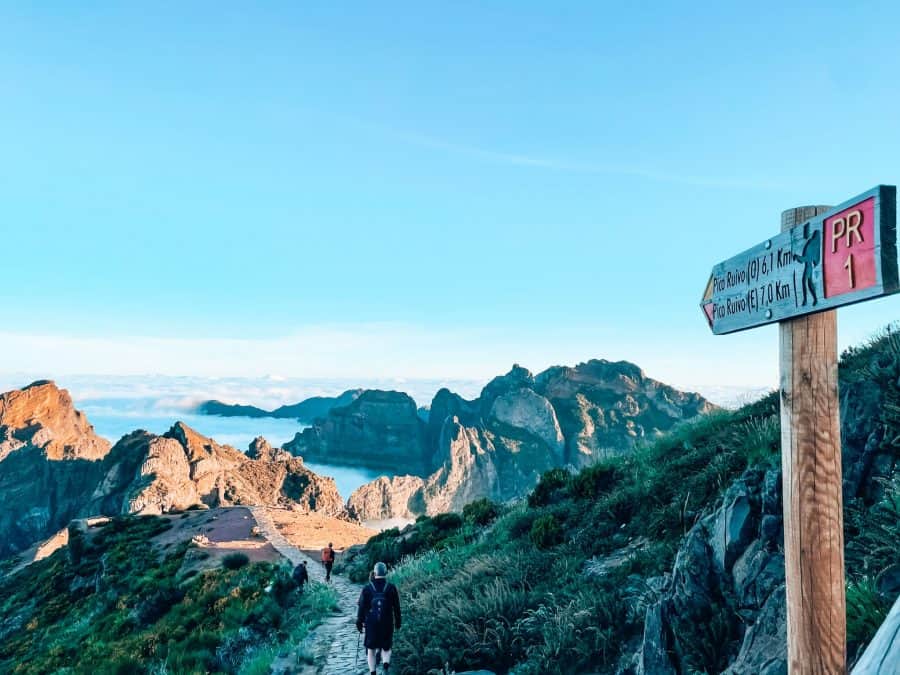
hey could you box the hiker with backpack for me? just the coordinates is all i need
[292,560,309,593]
[356,561,401,675]
[321,542,336,582]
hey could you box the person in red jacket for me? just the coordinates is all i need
[321,542,336,582]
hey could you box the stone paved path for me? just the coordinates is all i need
[250,507,370,675]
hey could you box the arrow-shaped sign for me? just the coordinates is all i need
[701,185,897,335]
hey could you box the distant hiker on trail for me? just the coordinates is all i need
[292,560,308,593]
[321,542,336,582]
[357,561,402,675]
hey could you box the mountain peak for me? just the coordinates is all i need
[0,380,110,462]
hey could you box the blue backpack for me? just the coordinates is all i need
[368,582,391,625]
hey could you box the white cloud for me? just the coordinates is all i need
[0,323,510,380]
[0,320,780,395]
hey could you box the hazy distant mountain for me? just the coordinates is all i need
[196,389,364,423]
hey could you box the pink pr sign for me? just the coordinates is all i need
[823,197,877,298]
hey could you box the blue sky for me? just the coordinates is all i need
[1,2,898,388]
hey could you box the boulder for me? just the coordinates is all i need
[712,489,756,573]
[724,587,787,675]
[622,468,787,673]
[636,602,676,675]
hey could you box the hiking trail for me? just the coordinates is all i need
[251,507,370,675]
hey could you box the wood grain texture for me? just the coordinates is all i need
[780,205,847,674]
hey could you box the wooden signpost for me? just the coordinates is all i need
[701,185,898,674]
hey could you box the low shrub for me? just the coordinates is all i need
[529,514,563,550]
[568,462,618,500]
[503,508,539,541]
[222,553,250,570]
[528,468,570,508]
[430,512,463,531]
[463,498,501,526]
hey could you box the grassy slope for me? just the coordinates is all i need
[0,515,337,675]
[346,329,899,675]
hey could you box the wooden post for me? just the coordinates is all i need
[780,205,847,674]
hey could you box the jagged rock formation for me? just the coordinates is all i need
[0,382,113,558]
[0,380,110,462]
[535,360,710,466]
[100,423,345,517]
[0,381,345,557]
[346,475,427,521]
[246,436,290,462]
[196,389,363,422]
[617,467,786,675]
[285,390,430,475]
[349,361,713,520]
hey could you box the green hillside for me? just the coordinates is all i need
[339,328,900,674]
[0,515,336,675]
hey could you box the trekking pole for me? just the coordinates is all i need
[356,628,361,669]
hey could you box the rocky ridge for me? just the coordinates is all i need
[348,360,713,520]
[0,381,344,558]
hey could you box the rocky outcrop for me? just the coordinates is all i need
[425,388,477,460]
[840,374,895,503]
[285,390,430,475]
[620,334,900,675]
[114,424,344,516]
[535,359,714,467]
[350,362,714,520]
[246,436,289,462]
[0,382,345,557]
[0,380,110,462]
[0,382,113,557]
[617,468,786,675]
[349,417,512,520]
[347,475,426,521]
[196,389,363,423]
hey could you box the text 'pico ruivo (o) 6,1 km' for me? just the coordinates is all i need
[700,185,898,334]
